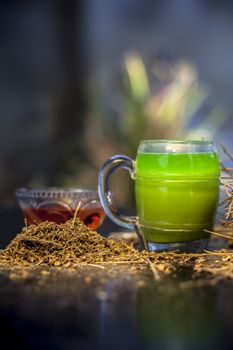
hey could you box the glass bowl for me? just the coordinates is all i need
[15,188,106,230]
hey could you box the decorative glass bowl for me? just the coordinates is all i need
[15,188,106,230]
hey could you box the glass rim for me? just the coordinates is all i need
[138,139,217,154]
[139,139,214,145]
[15,187,98,198]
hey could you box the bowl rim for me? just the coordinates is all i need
[15,187,99,198]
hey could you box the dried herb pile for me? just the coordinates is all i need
[0,219,147,268]
[1,203,233,283]
[1,216,233,283]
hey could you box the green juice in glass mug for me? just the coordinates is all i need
[98,140,220,252]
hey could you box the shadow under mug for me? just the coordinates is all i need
[98,140,220,252]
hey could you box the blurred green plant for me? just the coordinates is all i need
[84,54,227,163]
[122,54,226,154]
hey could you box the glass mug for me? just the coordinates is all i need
[98,140,220,251]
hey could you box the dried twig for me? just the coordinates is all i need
[72,201,82,225]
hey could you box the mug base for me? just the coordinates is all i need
[147,238,209,252]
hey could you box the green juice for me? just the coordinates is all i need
[135,152,219,243]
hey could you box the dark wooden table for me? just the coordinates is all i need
[0,262,232,350]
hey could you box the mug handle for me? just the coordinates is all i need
[98,155,137,230]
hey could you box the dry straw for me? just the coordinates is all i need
[0,219,148,267]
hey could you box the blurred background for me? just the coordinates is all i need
[1,0,233,242]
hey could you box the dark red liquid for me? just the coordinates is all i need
[22,207,106,230]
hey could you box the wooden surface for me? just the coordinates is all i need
[0,262,232,350]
